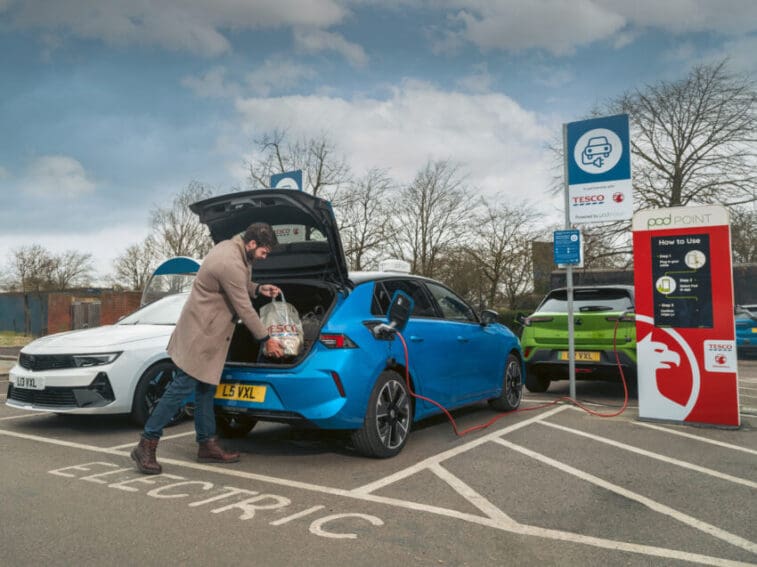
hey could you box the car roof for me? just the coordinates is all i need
[549,285,634,292]
[349,271,440,286]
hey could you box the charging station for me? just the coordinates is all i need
[632,205,740,427]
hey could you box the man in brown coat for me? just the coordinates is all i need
[131,222,284,475]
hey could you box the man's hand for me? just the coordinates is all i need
[265,337,285,358]
[258,284,281,298]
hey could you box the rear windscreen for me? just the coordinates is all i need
[538,289,633,313]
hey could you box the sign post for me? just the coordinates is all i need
[564,114,631,398]
[632,205,739,427]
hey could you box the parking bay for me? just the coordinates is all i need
[1,363,756,566]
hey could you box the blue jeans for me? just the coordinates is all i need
[143,368,216,443]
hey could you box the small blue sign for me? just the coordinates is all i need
[554,229,581,265]
[566,114,630,186]
[270,170,303,191]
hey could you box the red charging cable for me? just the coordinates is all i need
[394,318,629,437]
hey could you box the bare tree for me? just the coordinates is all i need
[4,245,56,292]
[246,130,352,201]
[388,160,479,278]
[468,200,542,308]
[150,181,214,259]
[112,238,160,291]
[611,60,756,209]
[730,206,757,264]
[336,168,395,270]
[50,250,94,289]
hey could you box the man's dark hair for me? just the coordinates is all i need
[242,223,278,249]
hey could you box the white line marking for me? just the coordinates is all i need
[636,422,757,456]
[2,425,754,565]
[494,438,757,555]
[0,412,48,421]
[739,394,757,400]
[539,421,757,489]
[428,463,516,524]
[350,404,569,495]
[108,430,196,450]
[738,386,757,392]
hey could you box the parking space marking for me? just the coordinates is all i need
[108,430,196,450]
[494,438,757,556]
[636,422,757,456]
[539,421,757,489]
[0,412,48,421]
[351,404,570,495]
[428,462,516,525]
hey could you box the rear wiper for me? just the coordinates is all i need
[578,305,614,312]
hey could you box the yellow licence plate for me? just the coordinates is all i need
[215,383,267,403]
[559,351,601,362]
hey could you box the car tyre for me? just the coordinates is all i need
[351,370,412,458]
[216,413,258,438]
[489,353,523,411]
[525,369,550,393]
[130,361,187,427]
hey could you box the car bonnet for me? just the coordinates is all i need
[190,189,350,285]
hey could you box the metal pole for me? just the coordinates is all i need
[562,124,576,399]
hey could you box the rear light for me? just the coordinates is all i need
[524,316,553,326]
[523,347,533,358]
[319,334,357,349]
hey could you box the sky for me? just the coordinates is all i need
[1,0,756,283]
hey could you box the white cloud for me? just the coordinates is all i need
[234,82,561,215]
[21,155,96,198]
[181,66,239,98]
[294,28,368,67]
[4,0,348,56]
[434,0,757,55]
[245,58,316,96]
[0,165,8,179]
[456,62,494,93]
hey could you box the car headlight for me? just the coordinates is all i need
[72,352,122,367]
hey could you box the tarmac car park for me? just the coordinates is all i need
[1,355,756,566]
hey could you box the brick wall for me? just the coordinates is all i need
[100,292,141,325]
[47,293,72,335]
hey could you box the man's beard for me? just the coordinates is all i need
[246,249,256,263]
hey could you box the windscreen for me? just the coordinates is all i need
[537,289,633,313]
[119,293,188,325]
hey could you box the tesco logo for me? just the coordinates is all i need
[572,195,605,204]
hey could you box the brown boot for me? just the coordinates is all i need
[197,436,240,463]
[131,436,162,475]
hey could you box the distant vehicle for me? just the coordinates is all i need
[518,285,636,393]
[7,293,190,425]
[735,306,757,358]
[582,136,612,167]
[191,189,524,458]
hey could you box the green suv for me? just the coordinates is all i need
[519,285,636,393]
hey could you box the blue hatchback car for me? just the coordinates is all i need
[192,190,524,458]
[735,305,757,358]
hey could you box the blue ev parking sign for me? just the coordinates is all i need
[566,114,632,224]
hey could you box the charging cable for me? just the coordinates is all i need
[376,318,629,438]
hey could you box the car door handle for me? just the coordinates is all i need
[457,336,469,342]
[409,336,424,342]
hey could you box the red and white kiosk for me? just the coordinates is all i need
[632,205,740,427]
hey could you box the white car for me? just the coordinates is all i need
[7,292,188,425]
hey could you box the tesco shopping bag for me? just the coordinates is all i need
[260,292,304,357]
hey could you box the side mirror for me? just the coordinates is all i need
[514,313,527,327]
[480,309,499,325]
[387,290,414,332]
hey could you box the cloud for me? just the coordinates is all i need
[234,82,560,215]
[433,0,757,55]
[456,62,494,93]
[181,66,240,98]
[3,0,348,56]
[294,28,368,67]
[21,155,96,198]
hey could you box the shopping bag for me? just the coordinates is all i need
[260,292,304,357]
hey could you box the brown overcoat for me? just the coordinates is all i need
[167,235,268,385]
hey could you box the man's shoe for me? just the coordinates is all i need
[198,436,240,463]
[131,436,162,475]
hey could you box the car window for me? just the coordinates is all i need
[118,293,188,325]
[371,280,437,318]
[537,288,634,313]
[425,282,478,322]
